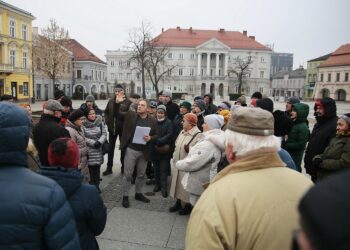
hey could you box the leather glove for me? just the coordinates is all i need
[94,141,101,148]
[312,156,322,168]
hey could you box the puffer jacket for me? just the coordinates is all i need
[285,103,310,171]
[0,103,80,250]
[38,167,107,250]
[175,129,225,195]
[83,115,107,166]
[66,120,89,182]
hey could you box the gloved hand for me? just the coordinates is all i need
[94,141,101,148]
[312,156,323,168]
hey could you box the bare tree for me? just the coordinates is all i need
[33,19,71,98]
[127,22,153,99]
[228,56,253,95]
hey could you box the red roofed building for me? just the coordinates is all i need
[107,28,272,99]
[315,44,350,101]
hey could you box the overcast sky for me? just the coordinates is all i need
[6,0,350,69]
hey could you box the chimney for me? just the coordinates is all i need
[243,30,247,36]
[249,36,255,40]
[162,28,164,33]
[189,27,192,33]
[176,26,181,31]
[219,28,225,33]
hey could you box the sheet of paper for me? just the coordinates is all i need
[132,126,151,145]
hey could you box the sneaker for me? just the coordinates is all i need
[135,193,150,203]
[178,203,192,215]
[122,196,129,208]
[102,169,112,176]
[169,200,182,212]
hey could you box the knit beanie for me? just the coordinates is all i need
[157,104,167,112]
[60,96,72,107]
[251,91,262,99]
[162,89,172,98]
[68,109,85,122]
[287,96,300,105]
[227,107,274,136]
[219,110,230,124]
[193,99,206,111]
[48,138,79,168]
[339,113,350,125]
[180,101,192,111]
[256,98,274,113]
[54,90,65,100]
[204,114,224,130]
[85,95,95,102]
[184,113,198,126]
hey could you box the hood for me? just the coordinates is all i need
[37,166,83,197]
[314,97,337,119]
[204,129,225,151]
[83,114,102,128]
[0,103,30,167]
[293,103,309,123]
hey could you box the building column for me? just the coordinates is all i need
[3,43,8,64]
[215,53,220,76]
[197,53,202,76]
[224,54,228,76]
[206,53,211,76]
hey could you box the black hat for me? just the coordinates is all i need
[115,84,124,91]
[68,109,85,122]
[256,98,274,113]
[251,92,262,99]
[54,90,65,100]
[60,96,72,107]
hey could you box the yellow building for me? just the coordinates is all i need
[0,1,35,101]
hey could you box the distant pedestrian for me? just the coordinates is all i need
[0,102,80,249]
[39,138,107,250]
[203,93,217,115]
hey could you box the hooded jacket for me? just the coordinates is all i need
[38,167,107,250]
[0,103,80,249]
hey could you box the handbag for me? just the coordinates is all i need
[184,132,201,153]
[155,144,170,154]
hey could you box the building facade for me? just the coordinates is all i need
[107,28,272,100]
[271,66,306,101]
[270,52,293,76]
[0,1,35,101]
[304,53,331,100]
[314,44,350,102]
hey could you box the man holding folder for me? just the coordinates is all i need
[120,99,158,208]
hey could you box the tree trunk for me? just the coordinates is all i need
[141,68,146,99]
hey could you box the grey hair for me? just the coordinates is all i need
[224,129,281,157]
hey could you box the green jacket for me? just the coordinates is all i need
[285,103,310,171]
[316,134,350,180]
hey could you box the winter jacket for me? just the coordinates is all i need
[151,118,174,161]
[204,94,217,115]
[285,103,310,171]
[104,96,132,135]
[0,103,80,250]
[172,113,184,141]
[83,115,107,166]
[304,99,338,177]
[38,167,107,250]
[315,134,350,180]
[33,114,70,165]
[80,102,102,116]
[66,120,89,182]
[175,129,225,196]
[186,152,313,250]
[278,148,298,171]
[273,110,293,148]
[165,100,180,121]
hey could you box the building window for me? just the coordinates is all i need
[179,68,183,76]
[22,52,28,68]
[259,87,263,93]
[336,73,340,82]
[118,73,123,79]
[320,73,323,82]
[190,54,195,60]
[260,71,264,78]
[167,69,172,76]
[345,73,349,82]
[261,57,264,62]
[179,53,183,59]
[168,53,172,59]
[327,73,331,82]
[137,73,140,80]
[127,73,131,79]
[67,62,71,73]
[22,24,27,40]
[248,56,252,61]
[23,82,29,96]
[10,50,16,66]
[77,70,82,79]
[111,73,115,80]
[119,61,123,66]
[110,60,114,66]
[127,61,130,67]
[9,20,16,37]
[201,69,204,76]
[190,68,194,76]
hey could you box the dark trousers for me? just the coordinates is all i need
[107,130,125,171]
[89,165,101,186]
[152,159,170,191]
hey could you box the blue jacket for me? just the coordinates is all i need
[0,103,80,250]
[38,167,107,250]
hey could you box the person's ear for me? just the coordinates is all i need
[226,143,236,162]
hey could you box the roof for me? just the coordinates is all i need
[308,53,332,63]
[272,67,306,79]
[319,44,350,68]
[0,0,35,19]
[61,39,105,64]
[153,28,271,51]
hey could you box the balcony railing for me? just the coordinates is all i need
[0,64,14,74]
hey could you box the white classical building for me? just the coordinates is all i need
[314,44,350,101]
[106,28,272,100]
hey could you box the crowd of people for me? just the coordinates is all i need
[0,85,349,250]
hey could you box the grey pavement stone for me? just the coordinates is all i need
[166,214,188,250]
[97,238,182,250]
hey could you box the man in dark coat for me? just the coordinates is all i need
[120,99,158,208]
[173,101,191,141]
[0,103,80,249]
[33,99,70,165]
[204,93,217,115]
[39,138,107,250]
[161,89,179,121]
[103,84,132,175]
[304,97,338,182]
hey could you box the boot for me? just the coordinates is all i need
[161,189,168,198]
[153,185,160,192]
[135,193,150,203]
[178,203,193,215]
[122,196,129,208]
[103,167,113,176]
[169,199,182,212]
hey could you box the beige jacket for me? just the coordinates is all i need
[186,152,313,250]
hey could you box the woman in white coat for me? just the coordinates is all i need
[175,114,225,205]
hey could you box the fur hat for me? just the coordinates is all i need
[48,138,79,168]
[162,89,172,98]
[157,104,167,112]
[339,113,350,125]
[68,109,85,122]
[193,99,206,111]
[54,90,65,100]
[184,113,198,126]
[45,99,64,112]
[85,95,95,102]
[256,98,274,113]
[180,101,191,111]
[204,114,224,130]
[227,107,274,136]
